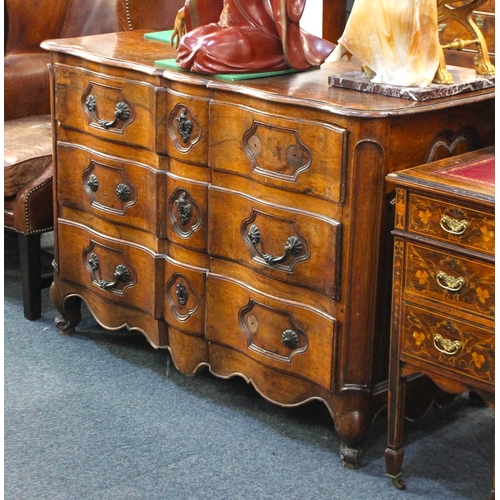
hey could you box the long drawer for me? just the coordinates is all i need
[206,273,336,390]
[57,142,167,236]
[404,242,495,320]
[401,302,494,390]
[209,186,341,298]
[407,192,495,255]
[209,101,347,204]
[54,62,168,152]
[57,220,163,317]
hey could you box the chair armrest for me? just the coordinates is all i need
[13,163,54,234]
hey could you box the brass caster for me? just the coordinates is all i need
[389,474,406,490]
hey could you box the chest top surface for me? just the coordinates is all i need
[41,30,495,118]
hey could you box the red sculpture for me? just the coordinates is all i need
[171,0,335,74]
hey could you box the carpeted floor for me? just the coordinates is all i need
[4,232,495,499]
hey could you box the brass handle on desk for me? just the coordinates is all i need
[247,224,303,265]
[436,270,465,292]
[85,95,131,129]
[88,253,131,291]
[439,215,469,235]
[281,329,299,349]
[433,334,462,355]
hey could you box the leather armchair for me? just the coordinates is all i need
[115,0,184,31]
[4,0,119,320]
[5,0,184,320]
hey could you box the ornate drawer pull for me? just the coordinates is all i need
[115,183,131,201]
[88,253,131,291]
[86,175,131,202]
[87,174,99,192]
[176,282,189,305]
[176,108,193,143]
[85,94,130,130]
[439,215,469,235]
[436,270,465,292]
[247,224,302,265]
[175,191,192,225]
[433,334,462,355]
[281,329,299,349]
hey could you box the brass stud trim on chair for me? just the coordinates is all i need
[23,177,54,235]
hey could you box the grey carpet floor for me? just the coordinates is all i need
[4,232,495,499]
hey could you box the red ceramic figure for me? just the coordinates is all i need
[171,0,335,74]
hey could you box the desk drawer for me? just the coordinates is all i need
[57,220,162,316]
[408,193,495,255]
[57,143,167,236]
[404,242,495,319]
[209,186,341,298]
[54,63,167,152]
[401,303,494,388]
[206,273,336,390]
[209,102,346,203]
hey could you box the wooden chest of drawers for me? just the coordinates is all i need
[384,147,495,494]
[42,31,495,468]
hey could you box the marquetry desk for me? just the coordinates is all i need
[41,30,495,467]
[385,147,495,496]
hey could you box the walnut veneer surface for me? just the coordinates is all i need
[384,147,495,496]
[42,30,495,467]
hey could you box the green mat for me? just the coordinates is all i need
[145,30,298,81]
[144,30,175,43]
[155,59,297,81]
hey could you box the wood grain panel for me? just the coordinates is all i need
[57,142,167,236]
[209,186,341,298]
[210,101,347,204]
[206,273,336,390]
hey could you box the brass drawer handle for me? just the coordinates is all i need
[88,252,131,291]
[85,94,130,130]
[247,224,303,265]
[433,334,462,355]
[281,329,299,349]
[436,270,466,292]
[439,215,469,235]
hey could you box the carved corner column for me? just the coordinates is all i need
[334,139,386,468]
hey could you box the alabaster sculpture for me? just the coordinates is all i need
[170,0,335,74]
[329,0,442,87]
